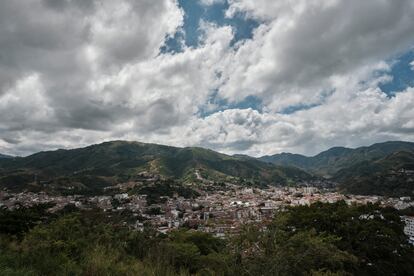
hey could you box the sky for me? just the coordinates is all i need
[1,0,414,157]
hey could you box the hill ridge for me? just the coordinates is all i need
[259,141,414,176]
[0,140,314,194]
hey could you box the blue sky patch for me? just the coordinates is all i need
[280,103,322,115]
[380,50,414,96]
[161,0,260,53]
[200,93,263,117]
[279,89,335,115]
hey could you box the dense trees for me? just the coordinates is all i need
[263,202,414,275]
[135,179,200,205]
[0,204,54,236]
[232,226,357,275]
[0,202,413,275]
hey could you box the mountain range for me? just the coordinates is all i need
[260,141,414,196]
[0,140,413,196]
[259,141,414,177]
[0,141,313,194]
[0,153,12,159]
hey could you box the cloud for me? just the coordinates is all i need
[220,0,414,110]
[199,0,226,6]
[0,2,234,155]
[172,81,414,157]
[0,0,414,157]
[0,0,184,144]
[0,74,56,132]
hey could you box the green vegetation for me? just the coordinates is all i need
[336,151,414,196]
[132,179,200,205]
[0,202,413,275]
[0,141,314,194]
[0,204,54,236]
[1,140,414,196]
[0,154,12,159]
[261,141,414,196]
[261,141,414,176]
[271,202,414,275]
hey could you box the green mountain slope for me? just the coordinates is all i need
[260,141,414,176]
[335,151,414,196]
[0,141,314,193]
[260,152,311,168]
[0,153,12,159]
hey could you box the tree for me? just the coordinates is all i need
[232,224,356,275]
[271,201,414,275]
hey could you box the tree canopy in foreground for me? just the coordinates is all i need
[0,201,413,275]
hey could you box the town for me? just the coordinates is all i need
[1,182,413,244]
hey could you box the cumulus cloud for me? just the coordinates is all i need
[0,0,414,157]
[199,0,226,6]
[172,83,414,157]
[220,0,414,110]
[0,0,235,155]
[0,0,183,152]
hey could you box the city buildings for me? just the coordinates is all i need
[2,184,413,237]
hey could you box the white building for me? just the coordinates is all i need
[402,216,414,245]
[114,193,129,200]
